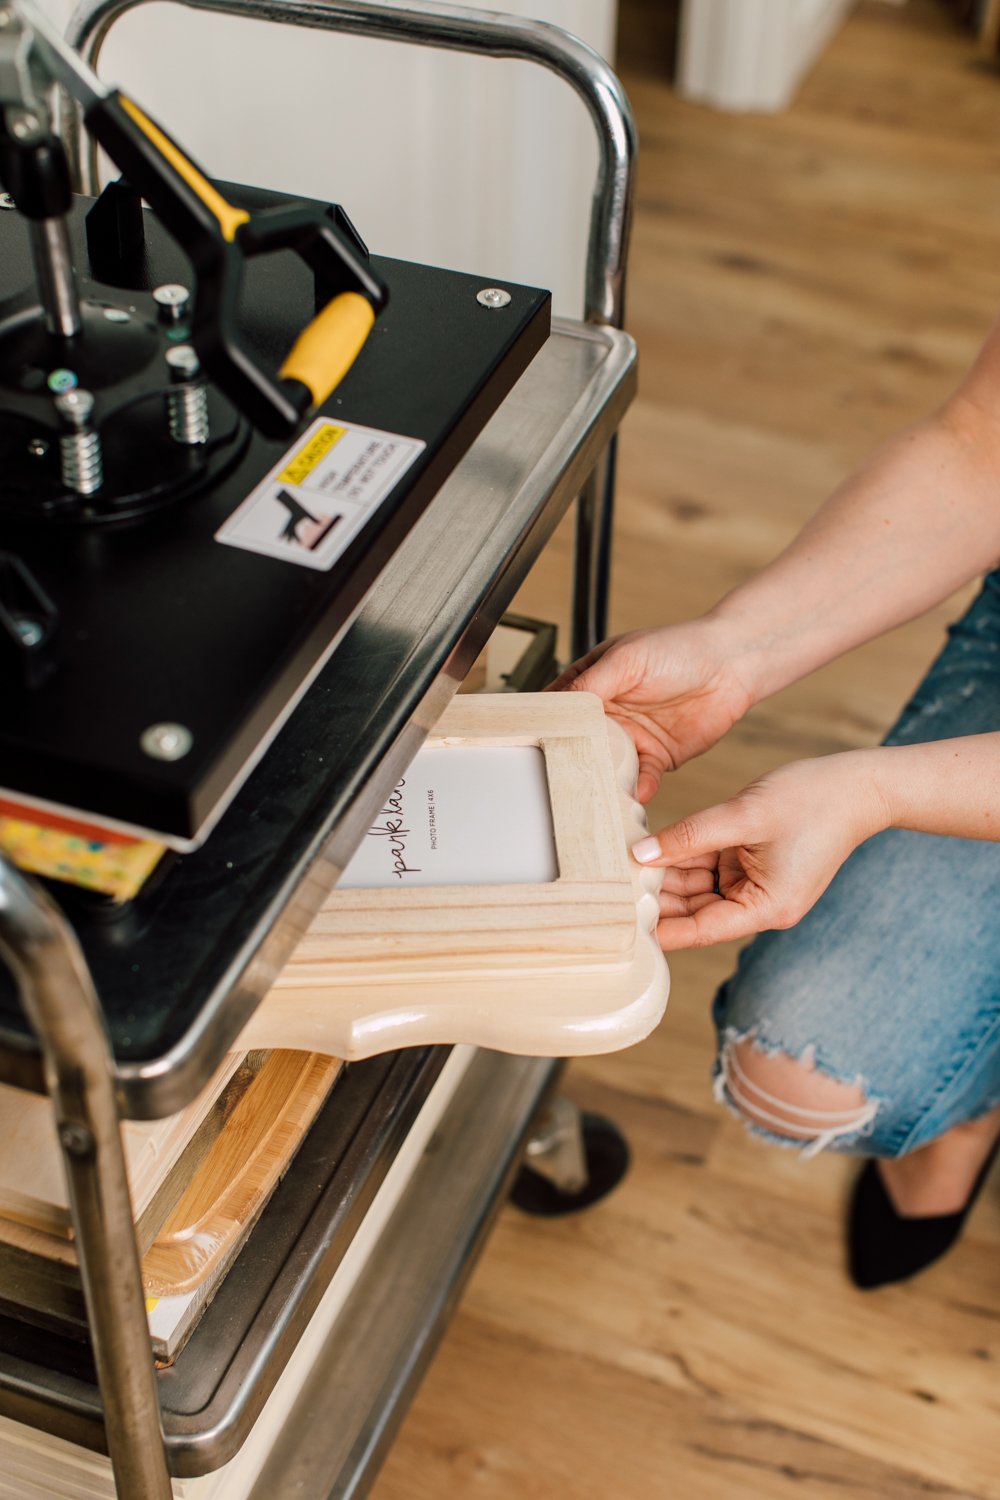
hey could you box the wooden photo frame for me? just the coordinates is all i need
[248,692,669,1060]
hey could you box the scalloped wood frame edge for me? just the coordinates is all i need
[245,692,669,1060]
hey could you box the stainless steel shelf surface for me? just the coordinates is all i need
[0,318,636,1119]
[246,1049,560,1500]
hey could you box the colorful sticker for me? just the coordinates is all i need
[215,417,425,571]
[0,811,165,902]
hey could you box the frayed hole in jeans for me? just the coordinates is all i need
[716,1036,879,1159]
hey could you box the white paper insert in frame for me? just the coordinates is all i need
[340,746,558,889]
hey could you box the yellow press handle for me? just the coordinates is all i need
[118,96,250,243]
[280,292,376,408]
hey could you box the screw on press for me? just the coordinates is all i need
[8,109,42,143]
[165,344,209,445]
[140,722,193,760]
[54,388,103,495]
[11,616,45,647]
[154,284,190,322]
[476,288,512,309]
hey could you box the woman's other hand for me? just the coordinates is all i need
[630,752,891,950]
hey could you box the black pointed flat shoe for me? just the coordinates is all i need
[847,1138,1000,1290]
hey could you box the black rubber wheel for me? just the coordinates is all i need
[509,1112,630,1216]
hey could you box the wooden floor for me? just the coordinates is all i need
[371,4,1000,1496]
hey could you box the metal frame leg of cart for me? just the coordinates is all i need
[0,857,174,1500]
[512,1093,631,1215]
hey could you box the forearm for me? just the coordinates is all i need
[861,733,1000,842]
[639,734,1000,951]
[704,409,1000,705]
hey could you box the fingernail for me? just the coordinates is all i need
[631,836,661,864]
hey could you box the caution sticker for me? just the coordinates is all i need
[216,418,426,570]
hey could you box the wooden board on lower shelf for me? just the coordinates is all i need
[0,1050,341,1362]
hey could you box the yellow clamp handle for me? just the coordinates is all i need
[118,96,375,410]
[279,292,376,409]
[119,96,250,242]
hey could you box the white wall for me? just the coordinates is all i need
[46,0,617,316]
[678,0,855,113]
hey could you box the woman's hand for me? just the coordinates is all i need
[631,751,892,950]
[550,620,755,802]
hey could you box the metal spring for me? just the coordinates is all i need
[60,429,103,495]
[168,382,209,445]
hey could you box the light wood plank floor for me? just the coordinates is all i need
[372,3,1000,1496]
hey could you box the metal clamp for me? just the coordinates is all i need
[61,0,637,656]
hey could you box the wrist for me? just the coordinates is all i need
[844,747,898,839]
[859,734,1000,842]
[699,600,781,710]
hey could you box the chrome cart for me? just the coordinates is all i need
[0,2,636,1494]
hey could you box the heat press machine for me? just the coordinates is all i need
[0,0,549,847]
[0,2,636,1497]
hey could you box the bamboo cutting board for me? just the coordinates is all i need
[142,1050,340,1297]
[0,1051,341,1359]
[0,1050,245,1240]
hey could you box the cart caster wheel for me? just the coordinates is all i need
[510,1112,629,1216]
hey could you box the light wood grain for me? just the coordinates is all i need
[371,3,1000,1497]
[0,1052,341,1349]
[251,698,669,1059]
[281,692,634,975]
[142,1051,340,1297]
[0,1054,268,1267]
[0,1050,244,1239]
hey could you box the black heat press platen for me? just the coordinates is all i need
[0,184,550,842]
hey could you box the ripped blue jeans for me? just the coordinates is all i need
[713,568,1000,1158]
